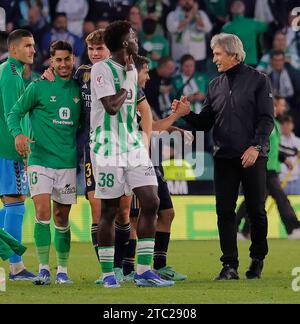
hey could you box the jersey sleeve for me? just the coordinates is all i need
[137,87,146,105]
[1,73,24,121]
[7,81,38,138]
[91,62,115,100]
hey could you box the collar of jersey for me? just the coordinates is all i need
[7,56,24,71]
[107,58,125,70]
[53,73,72,85]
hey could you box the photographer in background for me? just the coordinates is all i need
[166,0,212,72]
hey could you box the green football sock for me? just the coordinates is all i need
[137,238,155,274]
[54,225,71,268]
[98,246,114,277]
[34,220,51,266]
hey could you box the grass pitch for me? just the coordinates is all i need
[0,240,300,304]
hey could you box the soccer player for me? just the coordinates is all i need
[0,29,36,280]
[90,21,174,288]
[7,40,82,285]
[122,55,190,281]
[73,30,110,263]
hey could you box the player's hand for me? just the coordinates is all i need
[15,134,35,158]
[172,96,191,117]
[23,159,28,172]
[241,146,259,168]
[125,55,135,71]
[41,67,55,81]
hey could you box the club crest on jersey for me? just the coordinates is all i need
[127,89,133,100]
[50,96,56,102]
[83,72,90,83]
[73,97,80,104]
[96,74,104,87]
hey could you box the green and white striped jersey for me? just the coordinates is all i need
[90,58,143,159]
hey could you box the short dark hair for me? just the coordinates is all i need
[7,29,33,48]
[273,95,284,101]
[50,40,73,56]
[104,20,132,52]
[54,12,67,20]
[157,56,173,68]
[142,18,157,35]
[134,55,149,72]
[180,54,195,66]
[270,49,285,59]
[278,113,293,124]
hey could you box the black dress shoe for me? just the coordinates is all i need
[214,265,239,281]
[245,259,264,279]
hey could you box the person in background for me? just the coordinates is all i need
[140,18,169,69]
[236,96,300,241]
[222,0,268,66]
[279,114,300,196]
[166,0,212,71]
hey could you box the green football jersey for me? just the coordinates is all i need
[0,57,29,161]
[7,75,82,169]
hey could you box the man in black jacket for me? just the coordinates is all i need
[173,33,274,280]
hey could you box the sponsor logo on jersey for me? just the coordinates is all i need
[83,72,90,83]
[73,97,80,104]
[145,167,155,176]
[59,107,71,120]
[62,184,76,195]
[50,96,56,102]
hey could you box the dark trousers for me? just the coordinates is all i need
[214,157,268,269]
[237,171,300,235]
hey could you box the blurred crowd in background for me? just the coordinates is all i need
[2,0,300,192]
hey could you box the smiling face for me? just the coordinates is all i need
[87,43,110,64]
[11,36,36,64]
[212,44,238,72]
[50,49,74,79]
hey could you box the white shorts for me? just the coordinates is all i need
[27,165,77,205]
[92,149,158,199]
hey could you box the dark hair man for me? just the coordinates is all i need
[0,29,36,281]
[8,40,82,285]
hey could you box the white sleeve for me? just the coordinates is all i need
[91,62,116,100]
[196,10,213,33]
[166,12,180,33]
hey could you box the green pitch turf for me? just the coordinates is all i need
[0,240,300,304]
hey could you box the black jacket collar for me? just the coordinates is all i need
[225,63,244,78]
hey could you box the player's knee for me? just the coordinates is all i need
[116,207,130,224]
[141,195,160,215]
[101,204,117,224]
[35,207,51,222]
[160,209,175,224]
